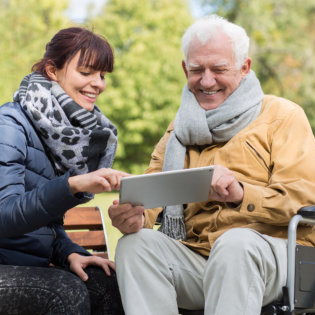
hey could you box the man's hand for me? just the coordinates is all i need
[67,253,116,281]
[108,200,144,234]
[68,168,130,194]
[209,165,244,204]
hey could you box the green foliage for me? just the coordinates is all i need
[0,0,71,105]
[0,0,192,173]
[1,0,313,173]
[89,0,193,173]
[199,0,315,132]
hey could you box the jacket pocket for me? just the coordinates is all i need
[245,140,272,175]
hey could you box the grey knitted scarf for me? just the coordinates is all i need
[14,72,118,175]
[158,70,264,240]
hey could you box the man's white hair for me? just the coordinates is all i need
[182,15,250,69]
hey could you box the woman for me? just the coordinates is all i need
[0,27,127,314]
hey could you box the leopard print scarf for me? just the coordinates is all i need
[14,72,118,175]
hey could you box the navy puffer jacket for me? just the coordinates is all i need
[0,102,91,267]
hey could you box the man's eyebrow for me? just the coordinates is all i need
[213,62,228,67]
[188,63,201,68]
[188,62,229,68]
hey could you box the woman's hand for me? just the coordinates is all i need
[67,252,115,281]
[68,168,130,194]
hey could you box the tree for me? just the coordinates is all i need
[0,0,71,105]
[198,0,315,131]
[90,0,193,173]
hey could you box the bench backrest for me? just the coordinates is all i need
[63,206,110,259]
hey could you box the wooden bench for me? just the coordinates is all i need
[63,206,110,259]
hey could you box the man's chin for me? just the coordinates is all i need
[198,101,222,111]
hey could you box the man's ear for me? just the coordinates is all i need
[240,57,251,78]
[182,60,189,79]
[45,62,58,81]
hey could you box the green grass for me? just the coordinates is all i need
[85,192,122,261]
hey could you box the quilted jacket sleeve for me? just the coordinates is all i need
[51,223,92,267]
[0,104,87,238]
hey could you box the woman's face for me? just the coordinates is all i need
[48,51,106,111]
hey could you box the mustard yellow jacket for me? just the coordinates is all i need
[144,95,315,256]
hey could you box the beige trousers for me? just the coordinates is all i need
[115,228,287,315]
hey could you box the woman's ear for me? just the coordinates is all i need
[45,61,58,81]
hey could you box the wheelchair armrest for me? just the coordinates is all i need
[286,205,315,311]
[298,205,315,219]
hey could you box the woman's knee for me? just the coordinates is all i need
[0,266,90,315]
[47,268,91,314]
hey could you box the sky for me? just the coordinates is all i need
[66,0,106,22]
[66,0,204,23]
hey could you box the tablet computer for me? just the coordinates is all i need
[119,166,214,209]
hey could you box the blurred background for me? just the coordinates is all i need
[1,0,314,175]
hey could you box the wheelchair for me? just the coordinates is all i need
[179,206,315,315]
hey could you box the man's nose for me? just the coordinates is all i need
[200,69,215,87]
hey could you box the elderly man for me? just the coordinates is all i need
[109,15,315,315]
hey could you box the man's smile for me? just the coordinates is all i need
[201,89,220,95]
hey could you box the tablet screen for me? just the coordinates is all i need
[119,166,214,209]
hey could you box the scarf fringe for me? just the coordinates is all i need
[158,214,186,240]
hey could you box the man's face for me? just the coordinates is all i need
[182,33,251,110]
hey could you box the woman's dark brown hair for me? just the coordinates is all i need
[32,27,114,79]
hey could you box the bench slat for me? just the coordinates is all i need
[66,230,106,249]
[63,206,108,259]
[64,207,103,229]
